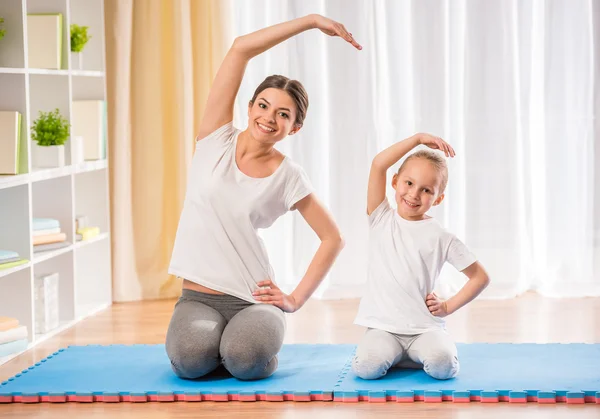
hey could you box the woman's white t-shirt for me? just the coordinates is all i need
[354,198,477,335]
[168,122,313,303]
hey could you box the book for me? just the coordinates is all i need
[0,339,28,357]
[0,325,28,345]
[0,317,19,332]
[32,232,67,246]
[0,111,22,175]
[71,100,106,160]
[32,228,61,237]
[33,241,71,253]
[27,14,63,69]
[0,259,28,270]
[32,218,60,231]
[0,250,19,261]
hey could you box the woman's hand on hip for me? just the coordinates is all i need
[253,280,299,313]
[310,14,362,50]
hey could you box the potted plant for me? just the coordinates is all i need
[70,24,91,70]
[31,109,70,168]
[0,17,6,41]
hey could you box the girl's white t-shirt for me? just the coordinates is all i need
[168,122,313,303]
[354,198,477,335]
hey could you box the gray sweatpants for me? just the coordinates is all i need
[352,328,459,380]
[165,289,286,380]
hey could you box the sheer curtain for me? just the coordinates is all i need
[105,0,231,301]
[228,0,600,299]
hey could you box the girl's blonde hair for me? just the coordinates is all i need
[397,150,448,194]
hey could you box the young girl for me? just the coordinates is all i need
[353,133,490,380]
[166,15,361,381]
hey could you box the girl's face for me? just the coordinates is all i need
[392,158,445,221]
[247,88,301,144]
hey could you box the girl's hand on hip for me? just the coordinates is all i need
[253,280,298,313]
[311,14,362,50]
[426,292,450,317]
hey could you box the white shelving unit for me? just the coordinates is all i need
[0,0,111,366]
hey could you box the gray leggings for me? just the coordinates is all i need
[165,289,286,380]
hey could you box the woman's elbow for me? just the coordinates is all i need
[324,233,345,252]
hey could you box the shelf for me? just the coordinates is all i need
[0,0,111,368]
[0,68,27,74]
[74,160,108,173]
[30,166,73,182]
[28,69,69,76]
[0,174,29,190]
[0,161,109,188]
[75,232,109,249]
[34,320,76,345]
[33,245,73,264]
[0,261,31,279]
[71,70,104,77]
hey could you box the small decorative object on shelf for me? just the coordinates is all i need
[34,273,60,334]
[31,108,70,168]
[70,24,91,70]
[0,17,6,41]
[71,135,84,164]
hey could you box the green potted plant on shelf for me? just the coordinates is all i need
[0,17,6,41]
[70,24,91,70]
[31,108,70,168]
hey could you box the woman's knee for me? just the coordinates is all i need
[165,300,226,379]
[220,304,284,380]
[221,344,279,380]
[422,351,459,380]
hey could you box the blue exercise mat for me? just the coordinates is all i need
[0,344,354,402]
[1,343,599,403]
[335,343,600,403]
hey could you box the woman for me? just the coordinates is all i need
[166,14,361,380]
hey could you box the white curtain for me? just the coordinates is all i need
[228,0,600,299]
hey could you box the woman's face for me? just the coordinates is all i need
[247,88,301,143]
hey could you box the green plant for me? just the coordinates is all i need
[31,109,70,146]
[70,24,91,52]
[0,17,6,41]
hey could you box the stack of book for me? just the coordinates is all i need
[33,218,70,253]
[0,317,28,359]
[0,250,28,270]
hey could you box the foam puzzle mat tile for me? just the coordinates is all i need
[0,344,355,403]
[334,343,600,403]
[1,343,599,403]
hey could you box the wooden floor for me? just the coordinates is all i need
[1,292,599,418]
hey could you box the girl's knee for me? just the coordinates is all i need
[352,354,390,380]
[423,351,459,380]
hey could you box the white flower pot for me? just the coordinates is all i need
[32,143,66,168]
[70,136,84,165]
[71,52,84,70]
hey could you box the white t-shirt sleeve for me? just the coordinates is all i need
[446,234,477,271]
[195,121,236,144]
[368,197,393,228]
[284,166,314,210]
